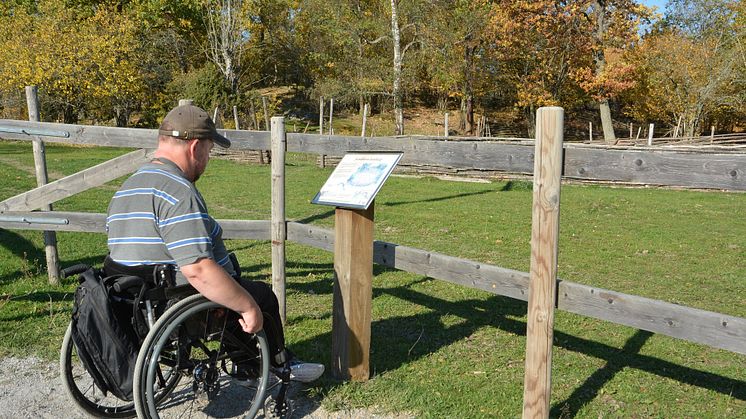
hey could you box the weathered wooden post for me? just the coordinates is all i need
[648,123,654,146]
[179,99,193,106]
[361,103,369,138]
[588,122,592,142]
[329,98,334,136]
[25,86,60,285]
[270,116,287,324]
[319,97,325,168]
[319,97,325,135]
[444,112,449,137]
[262,96,271,131]
[250,100,259,130]
[233,105,240,129]
[522,106,563,419]
[331,203,374,381]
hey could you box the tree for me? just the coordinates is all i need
[420,0,495,134]
[622,0,741,136]
[576,0,652,143]
[489,1,588,136]
[202,0,251,99]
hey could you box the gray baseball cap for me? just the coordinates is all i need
[158,104,231,148]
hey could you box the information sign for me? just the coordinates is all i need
[312,152,403,209]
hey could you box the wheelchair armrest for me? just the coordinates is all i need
[112,276,145,293]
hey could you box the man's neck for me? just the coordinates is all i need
[153,149,194,182]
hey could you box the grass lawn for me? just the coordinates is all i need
[0,140,744,418]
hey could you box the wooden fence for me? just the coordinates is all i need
[1,114,745,417]
[0,119,745,191]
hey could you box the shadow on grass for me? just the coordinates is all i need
[0,229,45,285]
[288,274,746,412]
[295,210,336,224]
[382,189,494,207]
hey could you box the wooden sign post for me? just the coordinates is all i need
[522,106,563,419]
[331,203,375,381]
[312,152,402,381]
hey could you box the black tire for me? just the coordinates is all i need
[133,294,270,419]
[60,322,136,418]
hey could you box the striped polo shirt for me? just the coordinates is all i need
[106,157,235,283]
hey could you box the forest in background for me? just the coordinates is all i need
[0,0,744,141]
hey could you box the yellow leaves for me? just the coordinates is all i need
[0,2,150,118]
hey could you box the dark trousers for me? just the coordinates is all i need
[237,278,287,364]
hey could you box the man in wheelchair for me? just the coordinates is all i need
[105,103,324,385]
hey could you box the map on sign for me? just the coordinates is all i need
[312,152,403,209]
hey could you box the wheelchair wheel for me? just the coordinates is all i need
[60,322,136,418]
[133,293,270,419]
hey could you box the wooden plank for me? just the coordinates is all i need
[0,211,107,233]
[0,149,153,212]
[2,120,745,190]
[373,241,530,301]
[0,212,270,239]
[271,117,287,323]
[217,220,270,240]
[523,107,564,419]
[287,133,536,172]
[287,222,334,252]
[287,222,531,299]
[331,205,375,382]
[557,281,746,355]
[3,212,745,356]
[0,119,159,148]
[564,147,746,190]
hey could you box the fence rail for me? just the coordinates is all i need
[1,210,743,356]
[1,119,745,191]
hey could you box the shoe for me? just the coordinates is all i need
[289,360,324,383]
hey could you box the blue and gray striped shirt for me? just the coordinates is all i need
[106,158,235,283]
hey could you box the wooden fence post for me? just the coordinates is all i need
[329,98,334,136]
[319,97,324,135]
[361,103,369,138]
[648,123,654,146]
[25,86,60,285]
[250,99,259,130]
[262,96,271,131]
[233,105,240,129]
[319,97,326,168]
[444,112,449,137]
[331,203,375,381]
[270,116,286,324]
[522,106,563,419]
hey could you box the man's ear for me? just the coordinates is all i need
[187,139,200,156]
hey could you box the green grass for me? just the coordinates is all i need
[0,140,745,417]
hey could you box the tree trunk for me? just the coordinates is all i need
[592,0,616,143]
[599,99,615,143]
[459,97,466,131]
[464,40,475,135]
[390,0,404,135]
[525,105,536,138]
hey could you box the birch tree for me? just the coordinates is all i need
[203,0,249,98]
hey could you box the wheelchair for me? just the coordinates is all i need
[59,261,294,418]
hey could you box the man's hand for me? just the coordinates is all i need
[238,306,263,334]
[182,257,264,334]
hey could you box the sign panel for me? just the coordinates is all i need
[312,152,403,209]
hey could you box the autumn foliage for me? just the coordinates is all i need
[0,0,743,136]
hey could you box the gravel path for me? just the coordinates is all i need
[0,357,410,419]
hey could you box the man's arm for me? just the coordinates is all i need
[180,257,263,333]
